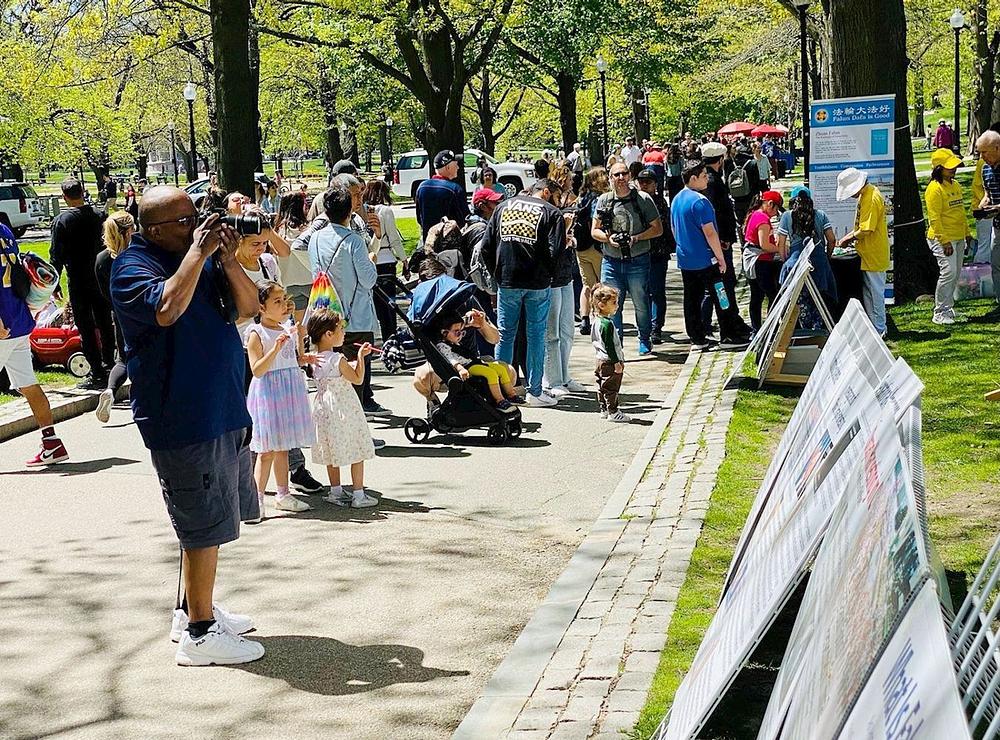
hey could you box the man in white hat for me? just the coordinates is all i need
[836,167,889,336]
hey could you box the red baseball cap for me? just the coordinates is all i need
[761,190,784,206]
[472,187,503,208]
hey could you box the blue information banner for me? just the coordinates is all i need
[809,94,896,304]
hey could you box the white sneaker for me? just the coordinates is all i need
[526,392,558,407]
[351,491,378,508]
[607,410,632,423]
[95,389,113,423]
[600,409,608,419]
[170,604,255,643]
[932,314,955,325]
[564,380,587,393]
[545,385,571,398]
[323,489,352,507]
[175,622,265,666]
[275,494,312,512]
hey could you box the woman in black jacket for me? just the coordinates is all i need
[93,211,135,423]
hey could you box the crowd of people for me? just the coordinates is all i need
[4,119,1000,668]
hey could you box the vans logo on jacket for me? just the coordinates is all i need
[498,201,544,244]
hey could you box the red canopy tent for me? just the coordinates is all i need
[750,124,789,137]
[718,121,756,136]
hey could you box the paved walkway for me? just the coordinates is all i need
[455,347,738,739]
[0,292,687,738]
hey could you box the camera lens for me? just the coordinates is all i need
[221,214,264,236]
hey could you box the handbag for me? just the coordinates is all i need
[305,231,355,323]
[9,257,32,301]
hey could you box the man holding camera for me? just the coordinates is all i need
[111,186,264,666]
[591,162,663,357]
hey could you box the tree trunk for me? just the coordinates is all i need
[913,65,926,138]
[342,121,358,166]
[830,0,935,302]
[248,14,264,171]
[630,87,650,143]
[319,68,343,167]
[587,118,604,168]
[974,0,998,136]
[809,37,822,100]
[379,125,390,167]
[209,0,257,196]
[555,71,579,155]
[477,69,497,156]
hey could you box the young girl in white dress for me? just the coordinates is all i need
[246,281,316,515]
[306,308,377,509]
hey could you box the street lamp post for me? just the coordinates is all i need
[596,56,609,164]
[168,122,179,186]
[385,116,394,182]
[793,0,811,185]
[950,9,966,153]
[182,82,198,182]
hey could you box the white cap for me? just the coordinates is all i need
[700,142,727,159]
[836,167,868,200]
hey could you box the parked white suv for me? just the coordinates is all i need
[0,182,43,237]
[392,149,536,199]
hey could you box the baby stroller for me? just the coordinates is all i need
[376,275,522,445]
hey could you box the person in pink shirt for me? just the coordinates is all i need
[742,190,784,333]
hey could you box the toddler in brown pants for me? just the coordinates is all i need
[589,285,631,422]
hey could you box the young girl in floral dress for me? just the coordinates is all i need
[306,308,377,509]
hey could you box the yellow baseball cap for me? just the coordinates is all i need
[931,148,962,170]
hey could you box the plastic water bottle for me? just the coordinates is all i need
[713,280,730,310]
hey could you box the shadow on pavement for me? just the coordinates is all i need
[233,635,469,694]
[0,457,141,476]
[284,495,442,523]
[376,445,471,458]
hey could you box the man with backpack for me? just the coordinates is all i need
[700,143,752,342]
[637,169,676,344]
[591,162,663,356]
[730,145,762,230]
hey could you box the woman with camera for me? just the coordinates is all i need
[362,180,407,342]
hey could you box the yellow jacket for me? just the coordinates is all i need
[854,184,890,272]
[972,157,986,208]
[925,178,970,244]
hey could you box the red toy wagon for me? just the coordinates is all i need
[29,301,93,378]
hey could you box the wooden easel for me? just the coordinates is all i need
[757,273,836,387]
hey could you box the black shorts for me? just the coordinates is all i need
[149,429,256,550]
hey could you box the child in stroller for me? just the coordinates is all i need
[381,273,523,445]
[434,312,521,412]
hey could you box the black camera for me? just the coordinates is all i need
[612,232,632,260]
[210,209,271,236]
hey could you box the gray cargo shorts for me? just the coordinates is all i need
[149,428,257,550]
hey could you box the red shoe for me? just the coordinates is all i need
[26,440,69,467]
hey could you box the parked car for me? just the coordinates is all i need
[392,149,536,199]
[0,182,43,237]
[183,172,267,210]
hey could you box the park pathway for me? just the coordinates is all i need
[455,347,738,739]
[0,286,687,739]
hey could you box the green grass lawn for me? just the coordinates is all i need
[634,297,1000,739]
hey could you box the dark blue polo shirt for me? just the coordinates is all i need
[110,235,250,450]
[415,175,468,237]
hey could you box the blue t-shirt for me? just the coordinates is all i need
[0,225,34,339]
[670,188,717,271]
[110,235,250,451]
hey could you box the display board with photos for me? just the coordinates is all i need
[652,304,973,740]
[757,416,937,739]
